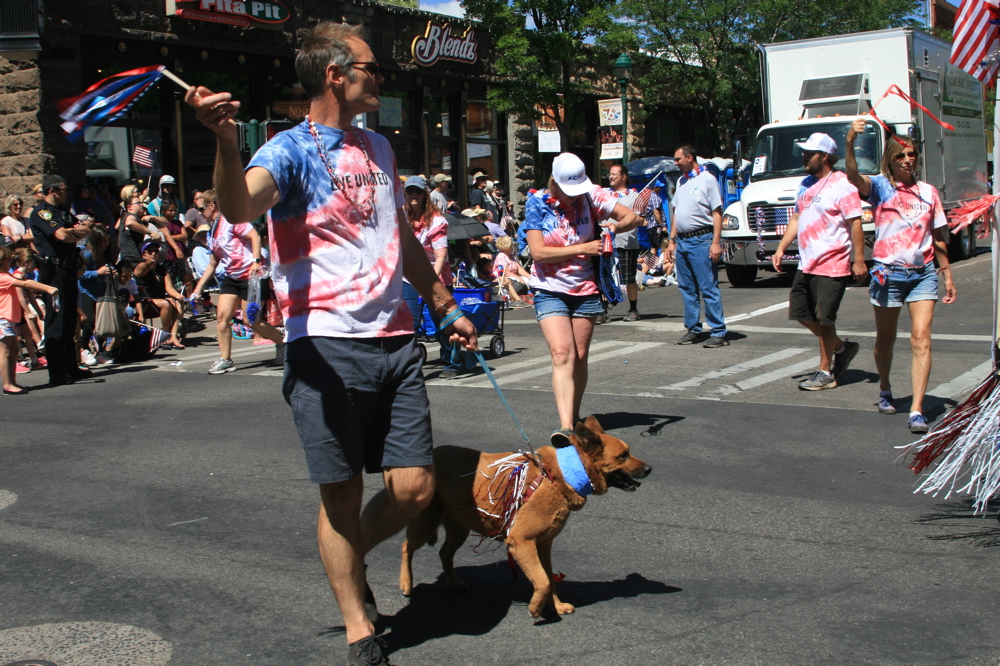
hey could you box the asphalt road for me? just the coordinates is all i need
[2,248,999,665]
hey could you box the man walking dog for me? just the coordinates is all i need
[186,21,477,665]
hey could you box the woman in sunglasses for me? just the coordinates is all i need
[845,118,956,434]
[2,195,32,248]
[400,175,462,379]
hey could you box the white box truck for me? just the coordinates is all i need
[720,27,989,287]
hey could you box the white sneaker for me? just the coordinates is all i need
[81,349,98,367]
[209,358,236,375]
[96,353,114,366]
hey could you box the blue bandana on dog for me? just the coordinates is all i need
[556,445,594,497]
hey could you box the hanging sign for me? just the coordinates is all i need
[411,22,478,67]
[598,99,623,159]
[539,131,561,153]
[167,0,290,25]
[598,99,623,127]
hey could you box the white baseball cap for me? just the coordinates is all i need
[795,133,837,154]
[551,153,592,197]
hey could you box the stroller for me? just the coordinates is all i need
[415,286,507,363]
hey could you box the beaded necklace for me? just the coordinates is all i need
[306,115,377,216]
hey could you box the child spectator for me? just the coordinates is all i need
[79,225,115,366]
[115,259,140,320]
[492,235,532,307]
[0,246,59,394]
[11,247,45,372]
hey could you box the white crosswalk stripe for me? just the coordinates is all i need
[707,356,820,396]
[658,348,809,391]
[929,361,993,400]
[443,341,664,388]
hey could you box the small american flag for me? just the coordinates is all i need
[951,0,1000,82]
[631,171,664,215]
[132,145,155,168]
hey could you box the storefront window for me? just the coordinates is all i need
[427,95,452,137]
[376,90,413,135]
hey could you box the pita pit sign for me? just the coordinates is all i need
[170,0,290,26]
[411,21,478,67]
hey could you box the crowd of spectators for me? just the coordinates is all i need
[0,175,284,391]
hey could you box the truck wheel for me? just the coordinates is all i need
[725,264,758,288]
[948,222,976,262]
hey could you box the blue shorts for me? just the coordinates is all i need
[281,335,434,484]
[869,263,938,308]
[533,290,604,321]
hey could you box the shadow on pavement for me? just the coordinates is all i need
[375,567,679,648]
[591,411,683,437]
[916,499,1000,547]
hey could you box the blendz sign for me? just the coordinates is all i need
[411,22,478,67]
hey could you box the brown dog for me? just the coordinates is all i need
[399,415,651,617]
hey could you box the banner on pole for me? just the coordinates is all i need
[599,127,623,159]
[598,99,623,126]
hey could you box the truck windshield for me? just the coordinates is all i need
[750,121,881,182]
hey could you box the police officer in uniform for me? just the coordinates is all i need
[29,175,93,385]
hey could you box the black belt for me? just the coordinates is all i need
[676,227,713,239]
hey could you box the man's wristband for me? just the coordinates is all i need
[439,308,464,330]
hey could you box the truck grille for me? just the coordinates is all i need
[748,203,792,236]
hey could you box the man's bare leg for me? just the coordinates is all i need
[317,465,434,645]
[798,320,842,373]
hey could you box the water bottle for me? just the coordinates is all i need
[187,297,198,316]
[457,261,467,287]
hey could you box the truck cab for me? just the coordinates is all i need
[721,117,881,287]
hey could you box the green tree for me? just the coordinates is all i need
[462,0,635,150]
[617,0,920,152]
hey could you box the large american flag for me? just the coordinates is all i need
[132,145,155,168]
[951,0,1000,83]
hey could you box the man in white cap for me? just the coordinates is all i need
[772,132,866,390]
[147,174,178,217]
[430,173,452,213]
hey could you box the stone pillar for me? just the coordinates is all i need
[510,113,536,209]
[0,57,45,197]
[0,29,86,198]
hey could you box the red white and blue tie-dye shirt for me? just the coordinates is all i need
[208,215,255,281]
[521,185,617,296]
[794,171,862,277]
[410,214,452,287]
[866,175,946,268]
[248,122,408,341]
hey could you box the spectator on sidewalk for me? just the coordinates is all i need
[0,245,59,394]
[133,241,187,349]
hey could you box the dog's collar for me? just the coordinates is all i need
[556,446,593,497]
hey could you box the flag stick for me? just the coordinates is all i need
[160,68,192,91]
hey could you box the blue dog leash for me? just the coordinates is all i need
[471,349,535,456]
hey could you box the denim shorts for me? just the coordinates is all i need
[281,335,434,484]
[533,290,604,321]
[869,263,938,308]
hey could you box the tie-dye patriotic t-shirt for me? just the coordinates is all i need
[794,171,862,277]
[408,215,452,287]
[248,122,408,341]
[208,215,255,281]
[521,186,618,296]
[866,175,946,268]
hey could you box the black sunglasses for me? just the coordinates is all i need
[405,187,426,195]
[349,61,380,77]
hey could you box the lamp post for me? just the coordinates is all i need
[613,52,634,164]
